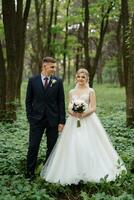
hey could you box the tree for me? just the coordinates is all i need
[52,0,60,57]
[34,0,44,72]
[121,0,134,127]
[83,0,90,74]
[0,13,6,121]
[116,13,125,87]
[2,0,31,121]
[0,41,6,121]
[63,0,71,81]
[47,0,55,55]
[82,0,114,86]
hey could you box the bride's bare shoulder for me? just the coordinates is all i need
[89,87,95,94]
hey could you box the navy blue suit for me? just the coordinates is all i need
[25,75,66,175]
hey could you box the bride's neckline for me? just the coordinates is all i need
[73,94,88,98]
[72,88,92,97]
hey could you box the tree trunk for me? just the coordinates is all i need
[52,0,59,57]
[63,0,70,81]
[35,0,44,72]
[116,13,125,87]
[90,3,114,87]
[30,0,46,75]
[96,55,103,84]
[2,0,17,121]
[35,0,42,64]
[83,0,91,83]
[121,0,129,86]
[47,0,55,56]
[75,46,80,71]
[121,0,134,127]
[126,15,134,127]
[42,0,47,56]
[75,23,83,71]
[16,0,31,103]
[82,1,113,87]
[2,0,31,121]
[0,41,6,121]
[67,57,71,84]
[127,15,134,126]
[15,0,23,104]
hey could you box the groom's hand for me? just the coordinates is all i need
[58,124,64,132]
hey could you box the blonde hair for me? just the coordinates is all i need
[75,68,89,82]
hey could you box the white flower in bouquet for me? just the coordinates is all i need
[72,99,88,127]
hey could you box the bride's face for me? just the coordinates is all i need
[76,73,87,86]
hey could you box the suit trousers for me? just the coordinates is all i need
[27,118,58,175]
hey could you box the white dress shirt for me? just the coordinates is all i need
[41,73,50,86]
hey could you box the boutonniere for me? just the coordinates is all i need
[50,79,57,87]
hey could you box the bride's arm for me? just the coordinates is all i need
[67,91,78,117]
[67,91,73,115]
[82,90,96,118]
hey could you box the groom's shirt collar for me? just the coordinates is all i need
[41,73,51,84]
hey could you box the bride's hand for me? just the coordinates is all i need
[71,112,77,117]
[77,113,83,118]
[72,112,83,118]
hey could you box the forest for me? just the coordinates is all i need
[0,0,134,199]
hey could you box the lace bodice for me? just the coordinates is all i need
[68,88,94,112]
[71,94,90,105]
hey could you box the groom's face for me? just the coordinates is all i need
[42,62,56,76]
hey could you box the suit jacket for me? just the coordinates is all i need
[25,75,66,127]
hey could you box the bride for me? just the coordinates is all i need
[40,68,127,185]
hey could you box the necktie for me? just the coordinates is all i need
[44,77,48,89]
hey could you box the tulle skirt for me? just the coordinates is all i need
[40,113,127,185]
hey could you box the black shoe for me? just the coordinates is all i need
[25,172,35,181]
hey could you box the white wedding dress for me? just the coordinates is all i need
[40,88,127,185]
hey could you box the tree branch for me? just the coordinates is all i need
[23,0,31,28]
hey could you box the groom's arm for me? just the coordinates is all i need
[25,78,33,121]
[57,79,66,125]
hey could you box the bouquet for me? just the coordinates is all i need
[72,99,88,127]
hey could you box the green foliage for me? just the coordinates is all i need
[0,20,4,39]
[102,57,118,83]
[128,0,134,15]
[0,83,134,199]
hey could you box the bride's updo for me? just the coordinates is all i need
[75,68,89,83]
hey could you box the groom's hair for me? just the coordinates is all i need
[42,57,56,64]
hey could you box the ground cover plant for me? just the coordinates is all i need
[0,83,134,200]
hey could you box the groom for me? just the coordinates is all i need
[25,57,66,180]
